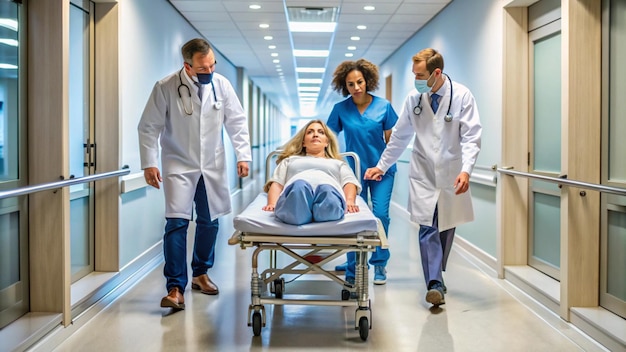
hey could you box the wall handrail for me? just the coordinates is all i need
[0,166,131,200]
[497,167,626,196]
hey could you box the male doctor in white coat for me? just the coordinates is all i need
[138,38,251,310]
[365,48,481,307]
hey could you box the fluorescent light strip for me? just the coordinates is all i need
[0,19,17,31]
[0,39,18,47]
[298,87,321,92]
[297,78,323,84]
[293,50,329,57]
[289,22,336,33]
[296,67,325,73]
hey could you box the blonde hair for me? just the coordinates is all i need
[276,119,342,163]
[264,120,343,193]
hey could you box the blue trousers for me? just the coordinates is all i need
[274,180,345,225]
[163,177,219,293]
[346,172,394,279]
[419,205,455,287]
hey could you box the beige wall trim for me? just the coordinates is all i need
[27,0,71,326]
[560,0,602,320]
[94,3,121,272]
[500,6,530,278]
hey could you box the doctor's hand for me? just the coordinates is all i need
[454,172,470,195]
[237,161,250,178]
[364,167,384,181]
[144,167,162,189]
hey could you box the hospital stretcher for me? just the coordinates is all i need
[229,151,388,341]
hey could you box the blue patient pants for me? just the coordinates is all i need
[419,205,455,287]
[274,179,345,225]
[163,177,219,293]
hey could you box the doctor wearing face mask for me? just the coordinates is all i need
[364,48,482,308]
[138,38,251,310]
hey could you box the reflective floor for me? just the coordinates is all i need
[43,181,607,352]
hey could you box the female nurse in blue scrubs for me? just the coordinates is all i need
[326,59,399,285]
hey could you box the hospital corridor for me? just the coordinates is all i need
[29,178,608,351]
[1,0,626,351]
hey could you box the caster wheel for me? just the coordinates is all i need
[358,316,369,341]
[273,278,284,299]
[341,289,350,300]
[252,312,262,336]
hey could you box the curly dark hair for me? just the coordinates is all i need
[331,58,379,97]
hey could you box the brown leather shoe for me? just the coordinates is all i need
[191,274,219,295]
[160,287,185,310]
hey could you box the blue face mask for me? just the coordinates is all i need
[196,72,213,85]
[414,71,434,94]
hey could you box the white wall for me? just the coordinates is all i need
[378,0,503,256]
[117,0,245,266]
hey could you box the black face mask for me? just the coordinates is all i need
[197,72,213,85]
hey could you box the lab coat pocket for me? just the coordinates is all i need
[448,157,462,178]
[215,146,225,169]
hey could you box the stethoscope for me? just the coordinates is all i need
[177,68,222,115]
[413,74,453,122]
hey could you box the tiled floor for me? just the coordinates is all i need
[41,181,608,352]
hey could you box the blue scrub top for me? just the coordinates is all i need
[327,95,398,177]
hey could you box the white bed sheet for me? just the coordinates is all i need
[233,193,378,236]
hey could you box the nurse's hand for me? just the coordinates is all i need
[237,161,250,177]
[262,204,275,211]
[364,167,383,181]
[144,167,162,189]
[454,172,470,195]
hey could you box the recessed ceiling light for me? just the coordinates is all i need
[273,59,280,64]
[264,36,273,40]
[364,6,375,11]
[0,63,17,69]
[357,25,367,30]
[347,46,356,50]
[345,53,354,57]
[271,53,279,57]
[293,49,329,57]
[249,4,261,10]
[276,68,283,72]
[350,36,360,41]
[268,45,276,49]
[259,23,269,29]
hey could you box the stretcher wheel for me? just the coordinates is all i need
[252,312,262,336]
[341,289,350,301]
[358,317,369,341]
[274,279,284,299]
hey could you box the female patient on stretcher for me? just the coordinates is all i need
[263,120,361,225]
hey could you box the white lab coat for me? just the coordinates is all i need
[376,77,481,230]
[138,69,251,221]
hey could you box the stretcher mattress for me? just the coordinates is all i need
[234,193,378,236]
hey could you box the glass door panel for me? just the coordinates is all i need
[0,1,27,329]
[69,1,94,282]
[528,20,562,280]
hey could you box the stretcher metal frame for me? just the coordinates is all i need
[229,151,388,341]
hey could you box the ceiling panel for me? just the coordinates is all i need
[168,0,451,116]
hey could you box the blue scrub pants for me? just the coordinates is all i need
[274,180,345,225]
[163,177,219,293]
[418,205,455,287]
[345,172,394,279]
